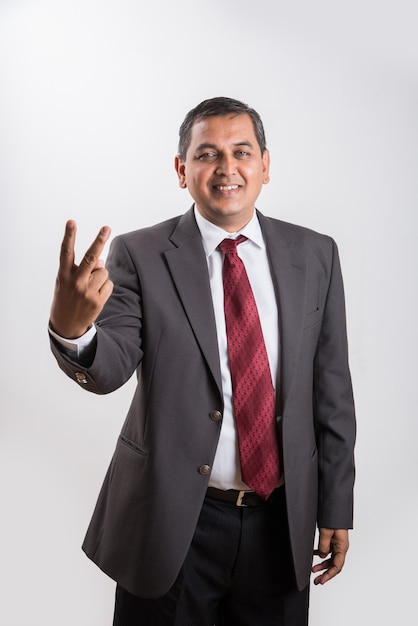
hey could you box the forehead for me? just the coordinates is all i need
[188,113,257,149]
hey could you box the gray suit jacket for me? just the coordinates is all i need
[51,208,356,598]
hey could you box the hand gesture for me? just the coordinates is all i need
[50,220,114,338]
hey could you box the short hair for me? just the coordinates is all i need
[178,96,267,160]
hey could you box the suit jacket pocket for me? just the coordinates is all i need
[119,434,148,456]
[108,435,148,488]
[303,306,322,329]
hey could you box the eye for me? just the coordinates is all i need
[235,150,251,158]
[197,152,218,162]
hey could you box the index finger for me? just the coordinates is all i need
[79,225,112,275]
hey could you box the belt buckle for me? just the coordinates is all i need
[236,490,249,507]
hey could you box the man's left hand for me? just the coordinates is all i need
[311,528,349,585]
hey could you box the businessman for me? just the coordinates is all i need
[50,97,356,625]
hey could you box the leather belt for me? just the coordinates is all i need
[206,487,270,507]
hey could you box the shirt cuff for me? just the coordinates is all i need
[48,324,97,358]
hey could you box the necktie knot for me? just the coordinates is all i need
[219,235,247,255]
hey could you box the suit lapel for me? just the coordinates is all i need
[164,209,223,397]
[163,209,308,409]
[258,213,307,410]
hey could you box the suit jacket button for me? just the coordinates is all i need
[75,372,88,384]
[209,410,222,421]
[199,465,211,475]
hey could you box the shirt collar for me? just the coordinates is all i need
[194,206,265,257]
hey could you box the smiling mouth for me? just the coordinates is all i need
[213,184,240,191]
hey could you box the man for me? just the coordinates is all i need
[49,97,356,626]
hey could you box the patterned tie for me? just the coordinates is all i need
[219,235,280,500]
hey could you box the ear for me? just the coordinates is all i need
[262,149,270,185]
[174,155,187,188]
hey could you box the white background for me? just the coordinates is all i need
[1,1,417,624]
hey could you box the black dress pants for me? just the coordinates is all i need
[113,487,309,626]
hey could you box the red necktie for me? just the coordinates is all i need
[219,235,280,500]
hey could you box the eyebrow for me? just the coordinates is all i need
[194,141,255,152]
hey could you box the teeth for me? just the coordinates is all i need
[217,185,239,191]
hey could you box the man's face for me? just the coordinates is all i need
[175,113,270,232]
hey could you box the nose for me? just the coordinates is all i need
[215,154,236,177]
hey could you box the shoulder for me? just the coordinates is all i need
[257,211,337,256]
[117,215,182,246]
[107,213,189,264]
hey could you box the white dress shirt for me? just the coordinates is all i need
[194,208,280,491]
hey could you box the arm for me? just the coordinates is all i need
[50,221,144,393]
[312,240,356,584]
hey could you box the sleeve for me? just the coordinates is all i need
[49,235,144,395]
[313,239,356,529]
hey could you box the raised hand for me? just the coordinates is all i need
[50,220,114,339]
